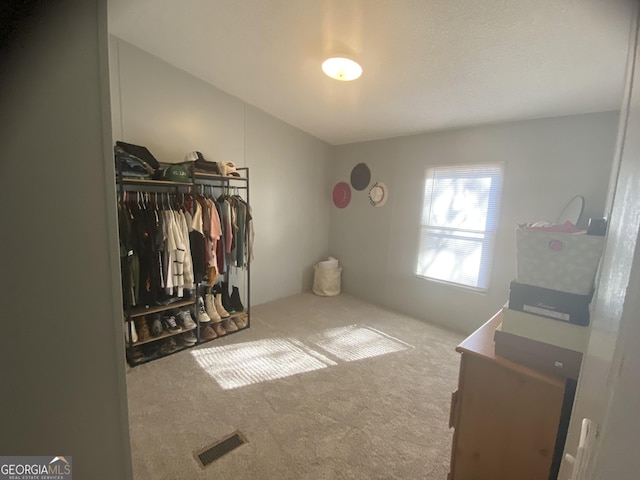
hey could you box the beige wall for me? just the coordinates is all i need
[0,1,132,478]
[330,112,620,334]
[109,38,333,304]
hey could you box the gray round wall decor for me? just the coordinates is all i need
[350,163,371,191]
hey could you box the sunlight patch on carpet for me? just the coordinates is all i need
[307,325,413,362]
[191,337,335,390]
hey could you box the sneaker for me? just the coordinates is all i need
[212,322,227,337]
[162,314,182,332]
[177,310,197,330]
[149,314,164,337]
[178,331,197,347]
[195,297,211,323]
[134,316,151,342]
[222,317,238,333]
[200,325,217,341]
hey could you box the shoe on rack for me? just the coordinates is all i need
[178,331,197,347]
[129,346,145,364]
[154,293,181,306]
[222,317,238,333]
[134,316,151,342]
[177,309,197,330]
[212,322,227,337]
[231,317,245,330]
[141,343,161,360]
[195,297,211,323]
[200,325,217,341]
[215,293,230,318]
[233,314,248,329]
[149,314,164,337]
[159,338,179,355]
[205,293,222,323]
[125,318,139,344]
[230,286,245,312]
[219,282,235,314]
[162,313,182,333]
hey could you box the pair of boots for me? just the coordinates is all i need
[216,282,245,314]
[203,289,240,333]
[204,291,228,322]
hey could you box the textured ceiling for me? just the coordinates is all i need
[108,0,635,145]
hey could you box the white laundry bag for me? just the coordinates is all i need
[313,258,342,296]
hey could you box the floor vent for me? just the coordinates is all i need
[195,431,247,467]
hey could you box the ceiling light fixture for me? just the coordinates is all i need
[322,57,362,81]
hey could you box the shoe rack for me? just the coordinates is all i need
[125,299,198,365]
[117,166,251,367]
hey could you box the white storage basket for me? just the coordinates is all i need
[312,264,342,296]
[516,229,605,295]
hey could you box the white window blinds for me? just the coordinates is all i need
[416,163,503,290]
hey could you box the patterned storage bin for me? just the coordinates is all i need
[516,228,605,295]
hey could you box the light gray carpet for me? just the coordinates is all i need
[126,292,464,479]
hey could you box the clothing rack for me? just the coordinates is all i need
[116,163,252,366]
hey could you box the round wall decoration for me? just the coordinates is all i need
[332,182,352,208]
[350,163,371,191]
[368,182,388,207]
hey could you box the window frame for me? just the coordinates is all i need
[415,162,504,292]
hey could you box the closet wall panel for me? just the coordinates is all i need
[109,38,332,305]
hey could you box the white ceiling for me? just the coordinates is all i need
[107,0,635,146]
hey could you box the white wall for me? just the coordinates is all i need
[330,112,619,334]
[0,1,132,478]
[109,38,332,304]
[559,6,640,478]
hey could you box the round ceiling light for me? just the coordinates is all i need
[322,57,362,81]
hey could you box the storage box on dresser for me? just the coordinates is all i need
[448,311,575,480]
[515,228,604,295]
[508,280,593,326]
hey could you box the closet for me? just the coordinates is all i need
[117,167,252,366]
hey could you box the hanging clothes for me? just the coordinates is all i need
[162,208,195,298]
[118,199,138,308]
[185,198,206,284]
[117,191,198,308]
[205,197,222,285]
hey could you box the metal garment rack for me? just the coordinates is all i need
[116,164,251,367]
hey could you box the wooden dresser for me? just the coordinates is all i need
[448,311,575,480]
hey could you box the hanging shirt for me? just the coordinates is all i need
[178,209,195,292]
[186,201,206,284]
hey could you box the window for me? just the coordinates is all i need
[416,163,503,290]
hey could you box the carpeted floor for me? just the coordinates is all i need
[126,292,464,479]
